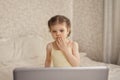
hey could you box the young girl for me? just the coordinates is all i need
[45,15,80,67]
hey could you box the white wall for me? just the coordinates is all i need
[73,0,104,61]
[0,0,73,65]
[0,0,104,63]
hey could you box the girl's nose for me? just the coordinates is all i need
[56,32,61,36]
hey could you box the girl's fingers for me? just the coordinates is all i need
[56,40,62,50]
[56,37,67,48]
[59,37,64,43]
[56,38,63,48]
[61,37,65,44]
[57,37,62,45]
[56,40,60,47]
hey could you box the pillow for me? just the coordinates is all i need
[79,52,87,58]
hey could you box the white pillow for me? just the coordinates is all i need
[79,52,87,58]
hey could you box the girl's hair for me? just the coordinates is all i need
[48,15,71,37]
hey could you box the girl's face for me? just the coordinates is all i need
[50,23,69,40]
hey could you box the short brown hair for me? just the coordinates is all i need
[48,15,71,37]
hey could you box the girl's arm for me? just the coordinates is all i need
[45,43,51,67]
[63,42,80,67]
[56,38,80,67]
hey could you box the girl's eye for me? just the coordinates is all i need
[52,31,56,33]
[60,30,64,32]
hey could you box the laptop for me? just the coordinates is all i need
[13,66,109,80]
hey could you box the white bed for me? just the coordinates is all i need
[0,52,120,80]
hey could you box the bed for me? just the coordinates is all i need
[0,52,120,80]
[80,53,120,80]
[0,36,120,80]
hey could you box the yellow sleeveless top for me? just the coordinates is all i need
[51,47,72,67]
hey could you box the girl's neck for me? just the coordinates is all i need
[64,38,69,43]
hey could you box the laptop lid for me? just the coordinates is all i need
[13,66,109,80]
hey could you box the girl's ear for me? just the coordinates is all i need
[67,27,70,32]
[67,28,71,37]
[67,29,69,33]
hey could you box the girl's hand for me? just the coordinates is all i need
[55,37,70,52]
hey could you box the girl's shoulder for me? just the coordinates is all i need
[69,40,78,47]
[46,42,53,51]
[68,40,79,50]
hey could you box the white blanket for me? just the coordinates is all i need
[0,53,120,80]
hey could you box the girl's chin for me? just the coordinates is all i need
[56,37,62,39]
[55,37,66,40]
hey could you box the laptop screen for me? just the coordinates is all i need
[13,66,109,80]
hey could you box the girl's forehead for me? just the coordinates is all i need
[50,23,67,29]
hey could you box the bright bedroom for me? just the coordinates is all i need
[0,0,120,80]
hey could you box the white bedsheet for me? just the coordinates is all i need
[80,53,120,80]
[0,53,120,80]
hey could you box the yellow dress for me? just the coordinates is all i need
[51,48,72,67]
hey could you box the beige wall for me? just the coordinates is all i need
[0,0,73,64]
[0,0,104,63]
[73,0,104,61]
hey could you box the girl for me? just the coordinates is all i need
[45,15,80,67]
